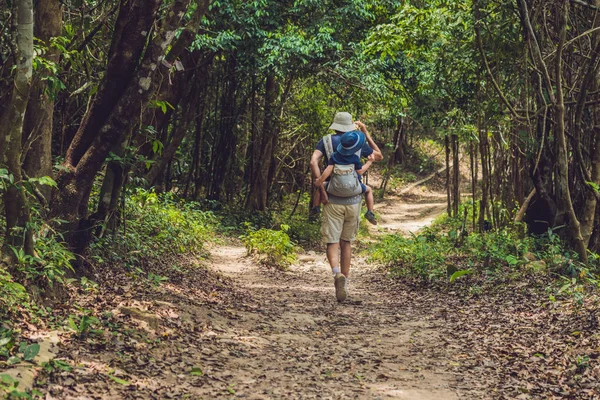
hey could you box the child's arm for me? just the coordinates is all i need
[356,160,373,175]
[315,165,334,186]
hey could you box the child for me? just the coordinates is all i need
[315,130,377,225]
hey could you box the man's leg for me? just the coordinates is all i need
[322,203,347,302]
[326,242,340,273]
[340,239,351,278]
[338,202,361,298]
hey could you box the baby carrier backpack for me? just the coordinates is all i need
[323,134,363,197]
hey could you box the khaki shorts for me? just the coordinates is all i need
[321,202,361,243]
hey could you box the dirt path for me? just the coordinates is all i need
[185,183,462,399]
[371,191,447,235]
[202,244,459,399]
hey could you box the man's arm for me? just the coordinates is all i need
[310,149,329,204]
[355,121,383,162]
[310,149,323,179]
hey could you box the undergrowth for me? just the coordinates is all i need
[90,188,216,267]
[242,223,298,270]
[368,202,597,303]
[217,192,321,246]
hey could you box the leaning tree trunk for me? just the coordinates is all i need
[0,0,34,256]
[50,0,210,257]
[393,117,404,165]
[64,0,161,169]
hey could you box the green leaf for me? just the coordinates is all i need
[0,373,17,385]
[152,140,164,155]
[23,343,40,361]
[109,375,130,385]
[190,366,203,376]
[449,269,472,283]
[0,337,11,348]
[18,342,26,354]
[68,316,78,332]
[7,356,21,365]
[505,255,519,266]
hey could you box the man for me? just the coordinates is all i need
[310,112,383,302]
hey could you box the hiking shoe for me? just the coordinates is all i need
[309,206,321,222]
[365,210,377,225]
[334,273,347,302]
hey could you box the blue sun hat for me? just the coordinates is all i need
[337,130,366,156]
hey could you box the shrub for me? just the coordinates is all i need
[369,232,451,280]
[242,224,298,270]
[369,213,584,284]
[0,265,29,320]
[90,189,216,265]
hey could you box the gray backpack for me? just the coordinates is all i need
[323,134,363,198]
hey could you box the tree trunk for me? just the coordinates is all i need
[479,124,489,232]
[470,142,477,232]
[22,0,62,201]
[246,74,279,211]
[207,56,239,201]
[50,0,209,256]
[452,134,460,218]
[445,135,451,217]
[576,0,600,248]
[95,133,129,236]
[65,0,162,169]
[393,117,404,164]
[1,0,34,256]
[552,1,587,262]
[144,54,205,187]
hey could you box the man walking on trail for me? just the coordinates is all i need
[310,112,383,302]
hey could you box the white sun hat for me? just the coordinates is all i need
[328,112,355,132]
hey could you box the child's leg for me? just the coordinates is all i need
[319,184,329,205]
[313,187,321,207]
[363,185,377,225]
[364,185,374,211]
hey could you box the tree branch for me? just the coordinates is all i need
[570,0,600,11]
[473,0,526,121]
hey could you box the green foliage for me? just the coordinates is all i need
[0,327,40,369]
[369,231,449,280]
[0,266,29,320]
[67,313,101,339]
[273,193,321,246]
[41,359,73,373]
[91,189,216,264]
[10,231,75,288]
[0,372,42,399]
[147,272,169,287]
[242,224,298,270]
[449,269,472,283]
[369,212,586,284]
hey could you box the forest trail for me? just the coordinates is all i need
[370,190,446,235]
[39,183,473,399]
[190,184,461,398]
[204,243,459,399]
